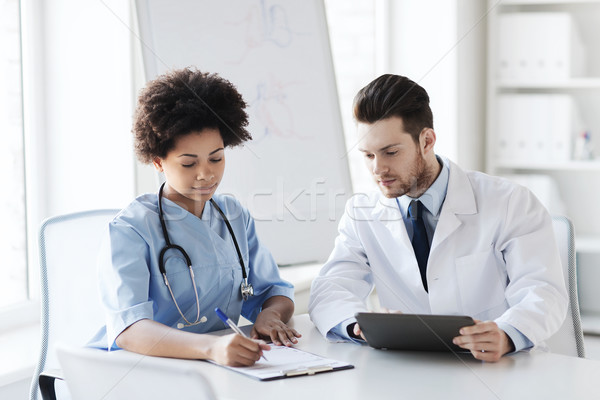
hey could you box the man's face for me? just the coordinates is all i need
[357,116,433,198]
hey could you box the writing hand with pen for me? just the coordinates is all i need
[212,296,301,367]
[213,307,271,367]
[210,331,272,367]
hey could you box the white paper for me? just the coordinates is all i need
[212,346,352,380]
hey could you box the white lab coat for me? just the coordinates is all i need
[309,160,567,347]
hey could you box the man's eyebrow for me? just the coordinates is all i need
[378,143,402,152]
[358,143,403,153]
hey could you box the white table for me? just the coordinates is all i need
[120,314,600,400]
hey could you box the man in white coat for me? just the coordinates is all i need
[308,74,567,362]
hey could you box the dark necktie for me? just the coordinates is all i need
[408,200,430,292]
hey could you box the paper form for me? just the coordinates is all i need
[210,346,353,380]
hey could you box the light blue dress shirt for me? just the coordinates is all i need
[332,156,532,352]
[88,193,294,350]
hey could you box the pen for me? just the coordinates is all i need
[215,307,268,361]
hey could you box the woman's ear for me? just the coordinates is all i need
[152,158,163,172]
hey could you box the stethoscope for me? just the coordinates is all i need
[157,182,254,329]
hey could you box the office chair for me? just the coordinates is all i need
[29,209,120,400]
[545,215,586,358]
[56,344,217,400]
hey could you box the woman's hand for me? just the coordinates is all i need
[209,333,271,367]
[250,296,301,346]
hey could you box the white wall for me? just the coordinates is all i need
[22,0,136,297]
[324,0,378,194]
[324,0,487,196]
[32,0,135,219]
[384,0,486,171]
[386,0,459,162]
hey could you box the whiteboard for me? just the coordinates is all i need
[135,0,352,265]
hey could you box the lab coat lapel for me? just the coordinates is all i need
[371,195,428,299]
[371,196,410,248]
[431,161,477,250]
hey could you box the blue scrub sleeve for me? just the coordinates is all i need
[240,209,294,322]
[98,221,155,349]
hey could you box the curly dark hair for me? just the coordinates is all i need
[353,74,433,145]
[133,68,252,164]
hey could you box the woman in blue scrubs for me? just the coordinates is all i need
[89,68,300,366]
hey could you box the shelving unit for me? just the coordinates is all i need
[498,78,600,90]
[486,0,600,325]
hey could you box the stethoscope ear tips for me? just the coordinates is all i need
[200,316,208,323]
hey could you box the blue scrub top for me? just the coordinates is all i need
[88,193,294,350]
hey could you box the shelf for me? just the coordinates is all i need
[496,78,600,90]
[581,314,600,336]
[493,160,600,171]
[500,0,600,5]
[577,235,600,253]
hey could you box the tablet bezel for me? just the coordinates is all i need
[354,312,475,352]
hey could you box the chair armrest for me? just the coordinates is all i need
[39,369,64,400]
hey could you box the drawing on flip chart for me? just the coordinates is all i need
[248,77,312,142]
[226,0,307,64]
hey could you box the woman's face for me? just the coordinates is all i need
[153,128,225,216]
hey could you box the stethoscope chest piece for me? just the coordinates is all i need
[241,279,254,301]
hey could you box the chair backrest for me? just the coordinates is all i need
[56,344,217,400]
[545,215,585,357]
[30,209,120,400]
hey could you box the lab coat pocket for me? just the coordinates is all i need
[455,249,507,318]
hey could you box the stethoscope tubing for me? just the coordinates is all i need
[157,182,248,278]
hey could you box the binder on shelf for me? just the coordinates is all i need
[496,93,577,164]
[497,12,585,83]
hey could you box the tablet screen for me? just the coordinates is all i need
[354,313,475,352]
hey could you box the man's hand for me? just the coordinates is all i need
[350,322,366,340]
[452,319,515,362]
[351,308,403,341]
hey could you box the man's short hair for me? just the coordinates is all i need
[353,74,433,143]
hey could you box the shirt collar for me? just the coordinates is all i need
[160,194,213,222]
[396,155,449,217]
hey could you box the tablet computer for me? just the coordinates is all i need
[354,312,475,352]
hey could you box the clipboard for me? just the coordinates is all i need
[210,345,354,381]
[355,312,475,352]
